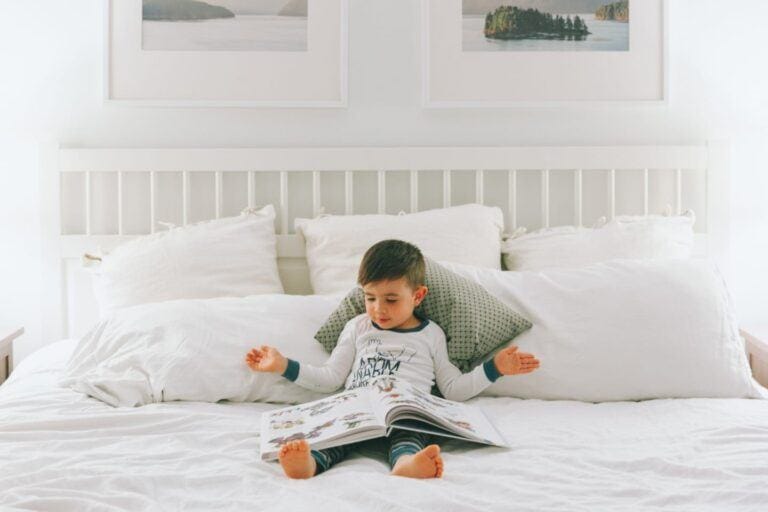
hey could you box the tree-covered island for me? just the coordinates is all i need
[484,7,590,41]
[595,1,629,22]
[143,0,235,22]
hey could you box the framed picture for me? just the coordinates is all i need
[422,0,667,107]
[105,0,348,107]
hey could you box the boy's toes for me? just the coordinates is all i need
[434,457,444,478]
[427,445,443,478]
[279,439,304,457]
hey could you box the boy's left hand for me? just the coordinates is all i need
[494,345,540,376]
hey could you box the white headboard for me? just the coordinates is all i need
[41,144,729,343]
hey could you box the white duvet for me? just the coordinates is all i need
[1,340,767,511]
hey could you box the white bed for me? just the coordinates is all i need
[2,144,766,511]
[2,338,767,511]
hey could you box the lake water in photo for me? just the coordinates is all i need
[463,13,628,51]
[142,15,307,51]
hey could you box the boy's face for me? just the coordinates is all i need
[362,277,427,330]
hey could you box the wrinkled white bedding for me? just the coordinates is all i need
[1,340,767,512]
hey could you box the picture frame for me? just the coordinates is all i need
[422,0,668,108]
[104,0,348,107]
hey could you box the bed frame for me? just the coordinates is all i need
[40,143,766,388]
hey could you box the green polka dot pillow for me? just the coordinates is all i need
[314,258,532,372]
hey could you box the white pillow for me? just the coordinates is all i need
[59,294,342,407]
[88,205,283,316]
[502,211,695,271]
[440,259,767,402]
[295,203,505,295]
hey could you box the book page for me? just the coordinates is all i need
[366,375,403,424]
[259,387,383,461]
[371,376,508,448]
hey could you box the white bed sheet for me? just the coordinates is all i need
[1,340,767,512]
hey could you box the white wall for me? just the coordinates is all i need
[1,0,767,363]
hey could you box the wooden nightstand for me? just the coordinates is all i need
[0,327,23,385]
[741,329,768,389]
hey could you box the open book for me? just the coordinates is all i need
[260,375,509,461]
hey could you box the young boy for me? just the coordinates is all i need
[245,240,540,479]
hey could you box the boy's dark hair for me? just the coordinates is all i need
[357,240,425,289]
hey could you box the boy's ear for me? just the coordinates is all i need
[414,285,428,305]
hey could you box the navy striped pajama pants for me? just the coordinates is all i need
[311,429,433,475]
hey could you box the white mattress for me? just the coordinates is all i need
[1,340,767,512]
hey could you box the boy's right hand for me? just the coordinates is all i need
[245,345,288,374]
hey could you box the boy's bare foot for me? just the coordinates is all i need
[390,444,443,478]
[278,440,317,479]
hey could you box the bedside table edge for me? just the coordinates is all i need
[0,327,24,385]
[741,329,768,390]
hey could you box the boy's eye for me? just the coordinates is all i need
[386,299,398,303]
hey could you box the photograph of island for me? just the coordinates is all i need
[142,0,308,51]
[463,0,629,51]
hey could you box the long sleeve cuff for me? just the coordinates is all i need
[482,359,502,383]
[282,359,300,382]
